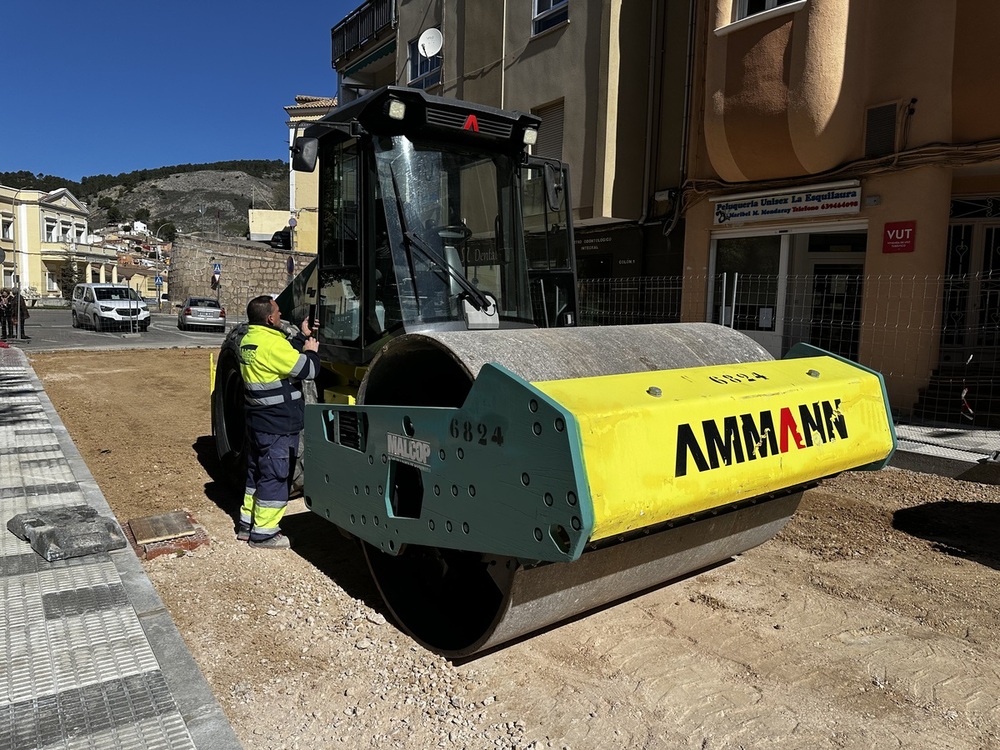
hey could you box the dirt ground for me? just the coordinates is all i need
[28,347,1000,750]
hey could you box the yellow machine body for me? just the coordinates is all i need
[536,353,895,541]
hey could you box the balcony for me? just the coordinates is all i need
[331,0,396,64]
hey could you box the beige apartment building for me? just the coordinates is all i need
[329,0,691,277]
[684,0,1000,420]
[323,0,1000,422]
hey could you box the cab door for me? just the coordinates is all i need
[520,158,577,327]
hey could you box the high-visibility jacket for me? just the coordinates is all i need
[239,325,320,435]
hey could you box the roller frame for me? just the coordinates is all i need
[304,362,595,563]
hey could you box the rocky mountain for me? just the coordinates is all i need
[88,168,289,238]
[2,161,289,239]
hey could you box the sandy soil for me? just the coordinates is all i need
[29,347,1000,750]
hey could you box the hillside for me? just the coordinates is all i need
[1,161,289,239]
[90,169,289,237]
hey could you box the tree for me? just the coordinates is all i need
[134,208,151,222]
[55,258,79,298]
[106,205,122,223]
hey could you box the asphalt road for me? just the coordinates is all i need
[5,306,236,352]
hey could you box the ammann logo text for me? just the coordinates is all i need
[387,433,432,470]
[675,400,847,476]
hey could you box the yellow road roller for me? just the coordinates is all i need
[212,87,896,657]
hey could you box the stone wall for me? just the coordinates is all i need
[169,236,313,321]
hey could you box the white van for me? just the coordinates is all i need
[71,283,151,332]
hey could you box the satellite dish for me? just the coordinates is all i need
[418,28,443,58]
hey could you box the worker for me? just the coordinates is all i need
[0,289,11,340]
[237,295,320,549]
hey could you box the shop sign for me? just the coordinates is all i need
[713,184,862,225]
[574,227,642,278]
[882,220,916,253]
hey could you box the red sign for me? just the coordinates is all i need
[463,115,479,132]
[883,220,916,253]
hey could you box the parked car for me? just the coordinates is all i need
[268,230,291,249]
[71,283,150,332]
[177,296,226,332]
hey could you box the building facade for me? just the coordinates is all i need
[321,0,1000,421]
[0,185,168,300]
[285,95,338,255]
[682,0,1000,418]
[329,0,692,277]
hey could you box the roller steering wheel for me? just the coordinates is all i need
[435,224,473,243]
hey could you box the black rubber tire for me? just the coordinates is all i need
[140,321,149,332]
[93,315,102,332]
[71,312,79,328]
[213,324,250,487]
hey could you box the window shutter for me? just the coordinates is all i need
[533,100,564,161]
[865,103,897,158]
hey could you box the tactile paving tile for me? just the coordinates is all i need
[0,352,197,749]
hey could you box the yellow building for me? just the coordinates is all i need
[286,95,338,254]
[0,185,138,298]
[247,95,338,256]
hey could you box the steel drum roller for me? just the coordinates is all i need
[304,323,895,656]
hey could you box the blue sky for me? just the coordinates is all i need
[1,0,360,182]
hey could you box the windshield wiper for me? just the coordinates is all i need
[404,230,491,312]
[385,164,491,312]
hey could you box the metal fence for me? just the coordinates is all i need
[577,272,1000,429]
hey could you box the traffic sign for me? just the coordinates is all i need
[213,263,222,274]
[155,275,163,286]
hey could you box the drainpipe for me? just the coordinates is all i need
[639,0,661,224]
[662,0,697,239]
[501,0,507,109]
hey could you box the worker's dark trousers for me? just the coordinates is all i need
[241,430,298,542]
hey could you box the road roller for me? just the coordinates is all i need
[212,86,897,657]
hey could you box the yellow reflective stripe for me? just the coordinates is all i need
[252,503,287,533]
[240,493,254,527]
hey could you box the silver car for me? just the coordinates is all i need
[177,296,226,332]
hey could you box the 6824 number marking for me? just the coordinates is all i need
[449,418,505,447]
[708,371,769,385]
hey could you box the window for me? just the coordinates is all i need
[317,139,363,343]
[46,271,59,292]
[533,0,568,35]
[74,224,85,241]
[1,215,11,240]
[531,100,564,161]
[408,35,441,90]
[60,221,72,241]
[45,218,58,242]
[735,0,798,21]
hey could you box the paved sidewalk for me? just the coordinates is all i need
[0,345,242,750]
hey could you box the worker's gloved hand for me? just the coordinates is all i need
[300,316,317,338]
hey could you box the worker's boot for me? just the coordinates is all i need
[248,532,291,550]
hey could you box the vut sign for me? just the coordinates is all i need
[883,220,916,253]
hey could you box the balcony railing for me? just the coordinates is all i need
[331,0,396,64]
